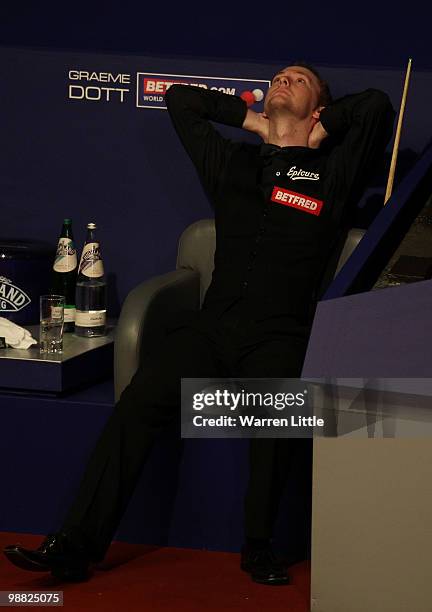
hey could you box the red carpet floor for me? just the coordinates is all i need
[0,533,310,611]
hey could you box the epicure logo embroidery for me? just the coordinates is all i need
[287,166,320,181]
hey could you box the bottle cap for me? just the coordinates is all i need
[87,223,97,229]
[64,219,72,224]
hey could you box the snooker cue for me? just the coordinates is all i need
[384,58,413,205]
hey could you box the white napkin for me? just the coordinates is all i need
[0,316,38,349]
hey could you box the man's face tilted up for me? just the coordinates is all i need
[264,65,322,122]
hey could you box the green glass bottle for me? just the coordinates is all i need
[51,219,78,333]
[75,222,107,337]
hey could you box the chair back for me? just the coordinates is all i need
[176,219,216,306]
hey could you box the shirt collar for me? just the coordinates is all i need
[259,143,282,158]
[259,143,314,159]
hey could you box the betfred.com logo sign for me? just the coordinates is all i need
[136,72,270,110]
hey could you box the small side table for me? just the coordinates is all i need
[0,323,115,394]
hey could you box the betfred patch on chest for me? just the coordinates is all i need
[271,186,324,216]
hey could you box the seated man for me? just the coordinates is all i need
[4,62,395,585]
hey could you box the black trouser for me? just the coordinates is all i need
[61,304,312,561]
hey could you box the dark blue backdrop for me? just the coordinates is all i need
[1,46,431,317]
[1,1,432,71]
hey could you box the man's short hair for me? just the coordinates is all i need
[289,60,333,107]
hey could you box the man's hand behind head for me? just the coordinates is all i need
[308,119,329,149]
[242,109,270,143]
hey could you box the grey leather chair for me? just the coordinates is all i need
[114,219,365,401]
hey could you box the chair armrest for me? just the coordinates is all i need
[114,268,200,401]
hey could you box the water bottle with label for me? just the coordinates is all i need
[75,222,107,337]
[51,218,77,333]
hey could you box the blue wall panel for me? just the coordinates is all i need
[1,47,431,318]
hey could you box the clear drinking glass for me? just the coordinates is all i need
[39,295,65,353]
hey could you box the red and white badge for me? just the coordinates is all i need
[271,186,324,216]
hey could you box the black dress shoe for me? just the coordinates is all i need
[3,532,91,582]
[240,545,290,585]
